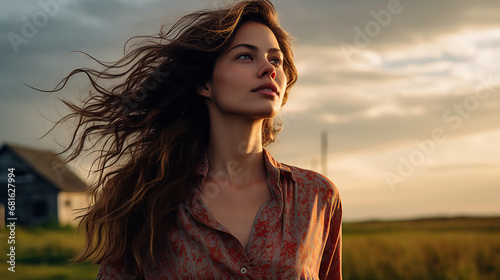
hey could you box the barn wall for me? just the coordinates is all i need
[57,191,89,226]
[0,148,58,225]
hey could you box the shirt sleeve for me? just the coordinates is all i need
[318,193,342,280]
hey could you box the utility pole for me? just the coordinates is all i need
[321,130,327,176]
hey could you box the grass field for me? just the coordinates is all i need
[1,217,499,279]
[342,217,500,280]
[0,225,99,280]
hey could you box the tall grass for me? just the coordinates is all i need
[342,217,500,280]
[0,225,99,280]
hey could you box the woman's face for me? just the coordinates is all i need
[200,21,287,119]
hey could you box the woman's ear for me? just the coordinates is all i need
[197,82,212,99]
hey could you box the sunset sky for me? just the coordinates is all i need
[1,0,499,221]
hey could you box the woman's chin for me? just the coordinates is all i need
[250,108,280,119]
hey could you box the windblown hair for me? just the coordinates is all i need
[52,1,297,279]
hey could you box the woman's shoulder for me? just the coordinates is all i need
[280,162,340,199]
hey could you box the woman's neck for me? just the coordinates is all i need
[205,113,267,190]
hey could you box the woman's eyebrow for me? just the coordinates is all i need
[228,43,283,55]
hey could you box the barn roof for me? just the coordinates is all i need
[0,143,87,192]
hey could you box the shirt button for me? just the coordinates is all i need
[240,267,247,274]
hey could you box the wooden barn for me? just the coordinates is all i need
[0,143,88,227]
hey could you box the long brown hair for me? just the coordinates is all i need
[51,1,297,279]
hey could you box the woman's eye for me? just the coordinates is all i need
[236,54,252,60]
[270,57,283,66]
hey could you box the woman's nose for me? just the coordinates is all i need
[259,61,276,79]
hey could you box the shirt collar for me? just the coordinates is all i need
[184,147,294,234]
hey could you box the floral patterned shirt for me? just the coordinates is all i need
[97,148,342,279]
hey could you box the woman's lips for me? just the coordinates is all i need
[254,89,277,97]
[252,82,278,97]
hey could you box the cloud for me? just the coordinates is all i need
[2,0,500,221]
[277,0,500,49]
[281,83,500,156]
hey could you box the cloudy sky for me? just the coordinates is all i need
[1,0,499,221]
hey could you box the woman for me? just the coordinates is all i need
[55,0,342,279]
